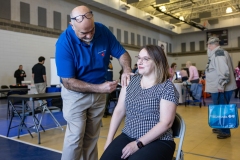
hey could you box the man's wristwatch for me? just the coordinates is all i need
[136,139,144,149]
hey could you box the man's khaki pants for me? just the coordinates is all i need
[35,82,46,93]
[61,85,106,160]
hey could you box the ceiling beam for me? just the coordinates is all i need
[153,5,207,30]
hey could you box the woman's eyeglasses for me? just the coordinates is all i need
[135,56,151,63]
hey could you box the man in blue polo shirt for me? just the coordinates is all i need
[55,5,132,160]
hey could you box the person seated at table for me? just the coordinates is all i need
[100,45,179,160]
[199,70,205,80]
[186,61,199,83]
[169,62,177,82]
[132,64,138,73]
[179,68,188,82]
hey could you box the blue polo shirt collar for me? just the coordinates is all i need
[67,24,101,45]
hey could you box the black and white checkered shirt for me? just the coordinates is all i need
[122,74,179,141]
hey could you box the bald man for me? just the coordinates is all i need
[55,6,132,160]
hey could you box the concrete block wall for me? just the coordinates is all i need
[0,29,57,86]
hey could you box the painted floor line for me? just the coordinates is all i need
[183,151,227,160]
[10,124,66,139]
[0,135,62,153]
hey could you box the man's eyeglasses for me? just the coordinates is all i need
[71,11,93,23]
[135,56,151,63]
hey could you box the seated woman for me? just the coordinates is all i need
[179,68,188,82]
[169,62,177,82]
[100,45,179,160]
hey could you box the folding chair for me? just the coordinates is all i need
[7,93,45,137]
[38,87,63,130]
[1,85,9,97]
[172,113,186,160]
[37,100,64,131]
[183,82,203,108]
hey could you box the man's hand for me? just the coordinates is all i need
[121,70,134,87]
[99,80,118,93]
[121,141,139,159]
[218,89,224,92]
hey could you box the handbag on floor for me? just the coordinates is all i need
[208,93,239,129]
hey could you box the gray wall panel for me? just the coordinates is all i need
[131,33,135,45]
[199,40,205,51]
[124,31,128,44]
[20,2,30,24]
[181,43,186,52]
[143,36,146,46]
[38,7,46,27]
[190,42,195,52]
[238,37,240,48]
[54,11,61,30]
[156,0,170,4]
[117,29,121,42]
[199,12,211,18]
[208,19,219,25]
[109,26,114,33]
[126,0,139,3]
[153,39,156,45]
[137,34,141,46]
[0,0,11,20]
[67,15,71,28]
[148,37,151,44]
[169,43,172,53]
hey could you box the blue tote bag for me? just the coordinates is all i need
[208,94,239,129]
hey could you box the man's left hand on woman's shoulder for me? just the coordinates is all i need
[121,68,134,87]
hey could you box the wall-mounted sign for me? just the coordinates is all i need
[206,29,228,46]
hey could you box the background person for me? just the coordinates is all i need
[179,68,188,82]
[234,61,240,98]
[132,64,138,73]
[169,62,177,81]
[100,45,179,160]
[186,61,199,83]
[55,6,132,160]
[14,65,26,85]
[32,56,46,93]
[205,37,236,139]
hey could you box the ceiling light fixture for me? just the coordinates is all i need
[226,7,232,13]
[120,4,130,10]
[146,15,154,20]
[159,6,166,12]
[179,16,184,21]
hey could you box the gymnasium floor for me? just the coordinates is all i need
[0,97,240,160]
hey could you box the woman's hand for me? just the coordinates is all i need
[121,141,139,159]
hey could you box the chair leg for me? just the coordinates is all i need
[6,113,14,137]
[21,116,33,138]
[33,115,45,132]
